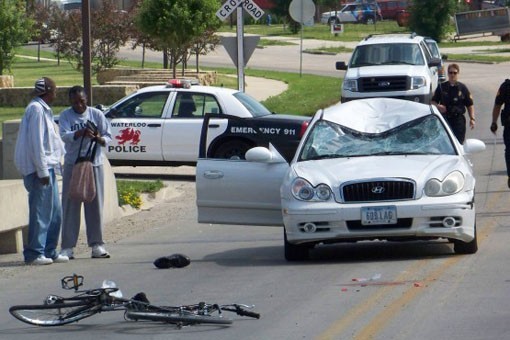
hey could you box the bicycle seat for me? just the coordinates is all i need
[153,253,191,269]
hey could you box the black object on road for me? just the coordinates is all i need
[153,254,191,269]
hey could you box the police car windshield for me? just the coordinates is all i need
[233,92,273,117]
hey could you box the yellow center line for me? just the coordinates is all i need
[316,216,497,340]
[315,259,429,340]
[353,218,496,339]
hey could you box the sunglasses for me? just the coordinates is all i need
[448,71,458,75]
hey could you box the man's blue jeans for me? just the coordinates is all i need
[22,169,62,263]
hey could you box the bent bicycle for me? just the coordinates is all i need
[9,274,260,327]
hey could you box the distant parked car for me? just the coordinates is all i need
[425,37,448,82]
[377,0,410,20]
[320,2,382,25]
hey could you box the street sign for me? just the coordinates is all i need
[216,0,264,21]
[242,0,264,21]
[289,0,315,24]
[221,35,260,67]
[216,0,242,21]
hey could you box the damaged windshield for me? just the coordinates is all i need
[299,114,456,161]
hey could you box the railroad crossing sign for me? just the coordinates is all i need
[216,0,265,92]
[216,0,264,21]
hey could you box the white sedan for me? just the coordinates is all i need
[98,79,309,166]
[196,98,486,261]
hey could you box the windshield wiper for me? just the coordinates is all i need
[305,154,342,160]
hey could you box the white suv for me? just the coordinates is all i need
[336,33,441,103]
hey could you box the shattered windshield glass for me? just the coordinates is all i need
[299,114,456,161]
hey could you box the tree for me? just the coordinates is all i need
[90,1,132,73]
[0,0,32,75]
[408,0,456,42]
[50,0,132,74]
[136,0,221,77]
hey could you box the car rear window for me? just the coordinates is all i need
[233,92,273,117]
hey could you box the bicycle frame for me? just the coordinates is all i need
[10,274,260,327]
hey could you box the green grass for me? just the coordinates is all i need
[117,179,165,208]
[220,21,408,41]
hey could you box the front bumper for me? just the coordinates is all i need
[282,194,476,245]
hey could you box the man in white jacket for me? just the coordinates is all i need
[14,77,69,265]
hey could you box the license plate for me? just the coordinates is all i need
[361,206,397,225]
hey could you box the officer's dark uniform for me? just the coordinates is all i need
[494,79,510,177]
[431,81,474,144]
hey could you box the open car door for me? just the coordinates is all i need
[196,144,289,226]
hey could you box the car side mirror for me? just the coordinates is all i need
[428,57,442,68]
[463,139,486,154]
[245,144,287,163]
[336,61,348,70]
[442,54,448,61]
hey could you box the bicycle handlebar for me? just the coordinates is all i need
[221,304,260,319]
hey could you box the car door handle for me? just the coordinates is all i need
[203,170,224,179]
[147,124,161,127]
[208,124,220,128]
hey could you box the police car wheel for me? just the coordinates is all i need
[212,140,252,160]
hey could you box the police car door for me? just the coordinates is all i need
[196,144,288,226]
[162,92,227,162]
[106,91,169,161]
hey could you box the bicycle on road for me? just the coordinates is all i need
[9,274,260,327]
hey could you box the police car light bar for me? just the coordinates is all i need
[167,78,200,89]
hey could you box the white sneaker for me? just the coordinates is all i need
[53,254,69,263]
[60,248,75,260]
[91,245,110,258]
[27,255,53,265]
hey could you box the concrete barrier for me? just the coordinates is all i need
[0,85,138,107]
[0,120,121,254]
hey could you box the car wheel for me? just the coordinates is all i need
[365,16,375,24]
[328,17,339,25]
[212,140,252,160]
[453,223,478,254]
[284,229,310,261]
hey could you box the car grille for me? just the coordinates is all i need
[359,76,408,92]
[341,179,415,203]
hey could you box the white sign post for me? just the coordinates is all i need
[216,0,264,92]
[289,0,315,77]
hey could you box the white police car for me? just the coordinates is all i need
[100,79,310,166]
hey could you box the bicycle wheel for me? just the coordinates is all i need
[9,301,100,326]
[125,310,233,326]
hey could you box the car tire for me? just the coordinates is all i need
[212,140,252,160]
[284,229,310,261]
[453,223,478,254]
[328,17,339,25]
[365,16,375,24]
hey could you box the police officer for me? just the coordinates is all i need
[431,63,475,144]
[490,78,510,188]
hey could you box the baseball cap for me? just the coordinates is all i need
[31,77,55,96]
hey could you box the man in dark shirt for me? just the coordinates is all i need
[490,78,510,188]
[431,63,475,144]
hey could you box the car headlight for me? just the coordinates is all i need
[291,178,332,201]
[424,171,465,197]
[410,76,426,89]
[343,79,358,92]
